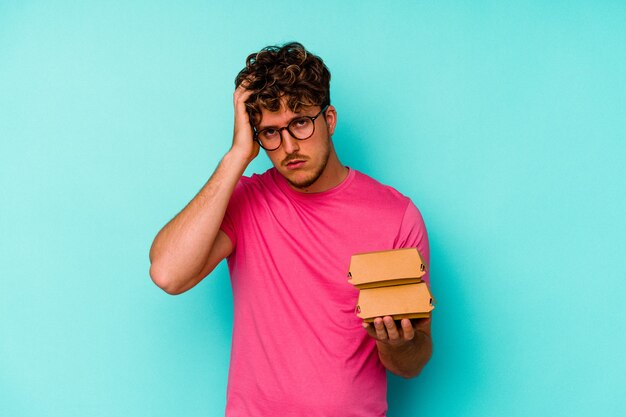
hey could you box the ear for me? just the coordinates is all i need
[324,105,337,136]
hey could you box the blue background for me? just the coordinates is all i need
[1,1,625,416]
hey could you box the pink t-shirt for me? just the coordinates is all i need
[220,168,429,417]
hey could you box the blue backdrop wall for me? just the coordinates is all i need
[1,1,624,416]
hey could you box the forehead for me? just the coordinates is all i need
[255,103,316,128]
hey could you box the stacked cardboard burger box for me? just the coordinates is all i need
[348,248,435,322]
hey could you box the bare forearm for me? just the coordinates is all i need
[149,150,249,292]
[376,327,432,379]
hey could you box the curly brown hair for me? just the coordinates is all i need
[234,42,331,123]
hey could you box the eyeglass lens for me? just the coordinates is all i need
[257,117,314,149]
[255,105,328,151]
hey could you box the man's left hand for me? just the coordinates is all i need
[363,316,432,378]
[364,316,430,347]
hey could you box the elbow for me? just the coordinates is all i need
[395,338,433,379]
[397,366,425,380]
[395,361,431,380]
[408,340,433,379]
[149,263,185,295]
[394,359,427,379]
[396,370,418,380]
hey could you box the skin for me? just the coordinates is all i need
[149,83,432,378]
[254,98,347,193]
[364,317,432,378]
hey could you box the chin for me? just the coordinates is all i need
[288,174,321,190]
[280,168,319,189]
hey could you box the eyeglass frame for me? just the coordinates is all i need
[252,105,330,151]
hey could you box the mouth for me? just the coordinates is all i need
[283,157,307,170]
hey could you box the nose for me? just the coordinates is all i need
[280,129,300,154]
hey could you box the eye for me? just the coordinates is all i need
[292,118,310,128]
[260,128,278,139]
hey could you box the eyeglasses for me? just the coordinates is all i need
[253,105,329,151]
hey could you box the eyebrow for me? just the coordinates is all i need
[256,113,311,130]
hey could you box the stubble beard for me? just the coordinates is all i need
[286,140,331,190]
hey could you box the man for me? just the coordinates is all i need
[149,42,432,416]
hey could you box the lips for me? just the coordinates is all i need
[283,156,308,170]
[285,160,305,170]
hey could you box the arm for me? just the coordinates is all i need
[364,201,432,377]
[149,85,259,295]
[364,317,433,379]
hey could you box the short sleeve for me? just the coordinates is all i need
[395,200,430,284]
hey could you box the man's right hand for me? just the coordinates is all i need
[231,83,260,164]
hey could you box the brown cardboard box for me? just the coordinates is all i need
[348,247,428,289]
[348,248,434,322]
[355,282,434,322]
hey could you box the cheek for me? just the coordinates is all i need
[312,137,330,159]
[266,151,283,166]
[305,137,326,157]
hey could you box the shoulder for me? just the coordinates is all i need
[350,169,412,206]
[235,168,278,194]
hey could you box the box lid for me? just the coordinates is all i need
[355,282,434,321]
[348,247,428,288]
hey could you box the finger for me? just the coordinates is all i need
[234,85,253,100]
[237,76,253,90]
[234,88,253,112]
[233,88,255,134]
[373,318,388,340]
[234,80,254,111]
[413,317,432,335]
[383,316,400,341]
[362,322,378,339]
[401,319,414,341]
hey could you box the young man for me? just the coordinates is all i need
[149,42,432,416]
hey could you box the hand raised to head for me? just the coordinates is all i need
[232,82,259,163]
